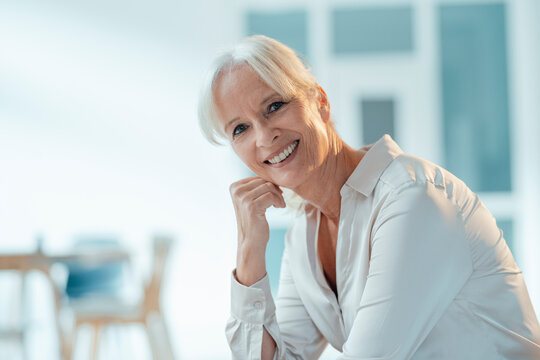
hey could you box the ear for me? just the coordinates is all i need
[317,85,331,123]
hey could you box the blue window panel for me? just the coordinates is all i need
[361,98,395,144]
[332,6,414,54]
[439,4,511,192]
[497,218,514,257]
[246,10,308,59]
[266,227,287,295]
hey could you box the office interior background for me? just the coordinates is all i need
[1,0,539,359]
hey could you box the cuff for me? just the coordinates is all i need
[230,269,276,324]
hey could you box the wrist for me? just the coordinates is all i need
[236,244,266,286]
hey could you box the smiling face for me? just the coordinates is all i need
[213,64,331,189]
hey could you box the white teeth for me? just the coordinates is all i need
[286,145,292,155]
[267,140,298,164]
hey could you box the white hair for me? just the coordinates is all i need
[198,35,319,145]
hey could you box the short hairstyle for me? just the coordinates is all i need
[198,35,319,145]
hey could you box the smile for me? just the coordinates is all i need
[265,140,299,165]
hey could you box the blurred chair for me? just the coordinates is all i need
[0,271,28,360]
[66,235,175,360]
[0,238,68,360]
[63,238,126,300]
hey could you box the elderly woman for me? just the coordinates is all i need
[198,35,540,359]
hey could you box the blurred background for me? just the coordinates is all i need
[1,0,539,359]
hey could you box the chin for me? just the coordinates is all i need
[272,175,302,190]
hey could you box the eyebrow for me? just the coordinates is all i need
[224,92,280,133]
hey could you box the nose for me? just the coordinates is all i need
[255,122,279,147]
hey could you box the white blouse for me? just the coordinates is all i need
[226,135,540,359]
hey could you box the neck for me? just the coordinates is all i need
[292,133,365,221]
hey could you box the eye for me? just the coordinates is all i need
[268,101,286,113]
[232,123,248,137]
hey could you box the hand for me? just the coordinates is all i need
[229,176,286,285]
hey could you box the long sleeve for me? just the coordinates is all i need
[225,271,276,360]
[339,181,473,359]
[225,244,327,359]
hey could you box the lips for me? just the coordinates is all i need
[264,140,299,165]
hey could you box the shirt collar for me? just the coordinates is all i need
[343,134,403,197]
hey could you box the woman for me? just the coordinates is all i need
[198,35,540,359]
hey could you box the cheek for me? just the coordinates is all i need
[304,126,325,165]
[233,144,250,164]
[233,143,262,171]
[300,114,328,167]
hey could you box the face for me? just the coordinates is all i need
[213,64,331,189]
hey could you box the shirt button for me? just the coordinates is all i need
[253,301,263,310]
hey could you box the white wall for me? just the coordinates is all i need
[0,0,243,358]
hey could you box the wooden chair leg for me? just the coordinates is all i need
[90,324,101,360]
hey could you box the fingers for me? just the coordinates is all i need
[246,190,285,216]
[247,182,286,209]
[229,178,286,235]
[229,177,268,196]
[230,177,285,209]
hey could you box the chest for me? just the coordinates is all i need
[317,215,339,296]
[289,199,375,346]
